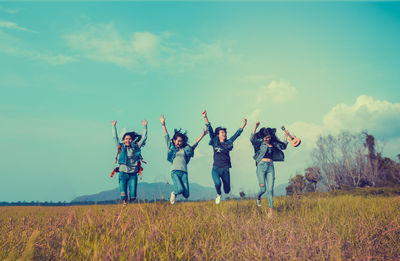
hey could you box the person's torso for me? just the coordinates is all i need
[119,146,140,173]
[171,149,188,172]
[213,141,232,168]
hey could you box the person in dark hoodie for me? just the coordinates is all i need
[202,110,247,205]
[111,120,147,206]
[250,121,288,217]
[159,114,207,204]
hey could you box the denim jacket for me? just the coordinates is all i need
[206,123,243,150]
[250,133,287,163]
[165,134,199,164]
[112,125,147,165]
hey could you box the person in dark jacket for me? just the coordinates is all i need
[250,121,288,217]
[159,114,207,204]
[202,110,247,204]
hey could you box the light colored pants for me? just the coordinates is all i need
[256,161,275,208]
[171,170,190,198]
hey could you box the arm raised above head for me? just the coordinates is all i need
[137,120,148,148]
[192,128,208,149]
[111,120,120,147]
[160,114,171,148]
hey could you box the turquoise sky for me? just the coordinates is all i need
[1,2,399,202]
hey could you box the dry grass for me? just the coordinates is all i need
[1,194,399,260]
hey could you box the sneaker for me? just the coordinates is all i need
[170,192,176,205]
[215,194,221,205]
[122,199,127,207]
[256,198,261,207]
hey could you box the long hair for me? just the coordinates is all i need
[255,127,282,143]
[172,128,189,147]
[122,131,142,145]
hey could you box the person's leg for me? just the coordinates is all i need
[256,162,268,200]
[181,172,190,199]
[220,168,231,194]
[265,163,275,208]
[128,173,138,202]
[211,166,222,195]
[171,170,184,195]
[118,172,129,202]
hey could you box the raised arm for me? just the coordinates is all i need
[250,121,260,144]
[137,120,148,148]
[202,110,215,139]
[160,114,171,148]
[228,118,247,143]
[111,120,120,147]
[192,129,208,149]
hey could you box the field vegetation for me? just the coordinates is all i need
[1,189,399,260]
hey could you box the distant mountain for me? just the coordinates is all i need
[71,182,289,203]
[71,182,216,202]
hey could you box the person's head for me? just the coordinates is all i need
[257,127,277,143]
[122,131,141,147]
[172,129,188,148]
[215,127,227,141]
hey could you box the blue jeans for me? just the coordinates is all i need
[256,161,275,208]
[212,166,231,195]
[119,172,138,201]
[171,170,190,198]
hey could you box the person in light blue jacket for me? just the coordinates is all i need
[250,121,288,217]
[112,120,147,206]
[159,114,207,204]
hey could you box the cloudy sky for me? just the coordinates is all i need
[1,1,399,202]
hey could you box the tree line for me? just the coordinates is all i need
[286,131,400,195]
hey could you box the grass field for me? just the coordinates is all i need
[1,192,400,260]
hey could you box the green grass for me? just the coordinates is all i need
[1,193,399,260]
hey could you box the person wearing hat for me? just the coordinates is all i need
[250,122,288,217]
[111,119,148,206]
[202,110,247,205]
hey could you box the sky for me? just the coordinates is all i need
[1,1,399,202]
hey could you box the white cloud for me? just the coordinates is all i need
[0,21,36,33]
[0,29,74,65]
[63,22,236,70]
[256,80,297,104]
[287,95,400,158]
[0,5,19,14]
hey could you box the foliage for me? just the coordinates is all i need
[1,193,399,260]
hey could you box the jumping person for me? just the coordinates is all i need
[111,120,148,206]
[159,114,207,204]
[251,122,288,217]
[202,110,247,204]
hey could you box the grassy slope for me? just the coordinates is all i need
[1,191,399,260]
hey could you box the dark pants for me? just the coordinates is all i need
[212,166,231,195]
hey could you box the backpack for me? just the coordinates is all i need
[110,143,146,180]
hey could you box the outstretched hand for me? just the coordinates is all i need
[202,128,208,136]
[255,121,260,128]
[202,110,207,118]
[111,120,117,126]
[142,119,148,126]
[241,118,247,129]
[159,114,165,125]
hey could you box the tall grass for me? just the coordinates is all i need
[1,194,399,260]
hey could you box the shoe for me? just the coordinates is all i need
[256,198,261,207]
[170,192,176,205]
[215,194,221,205]
[122,199,127,207]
